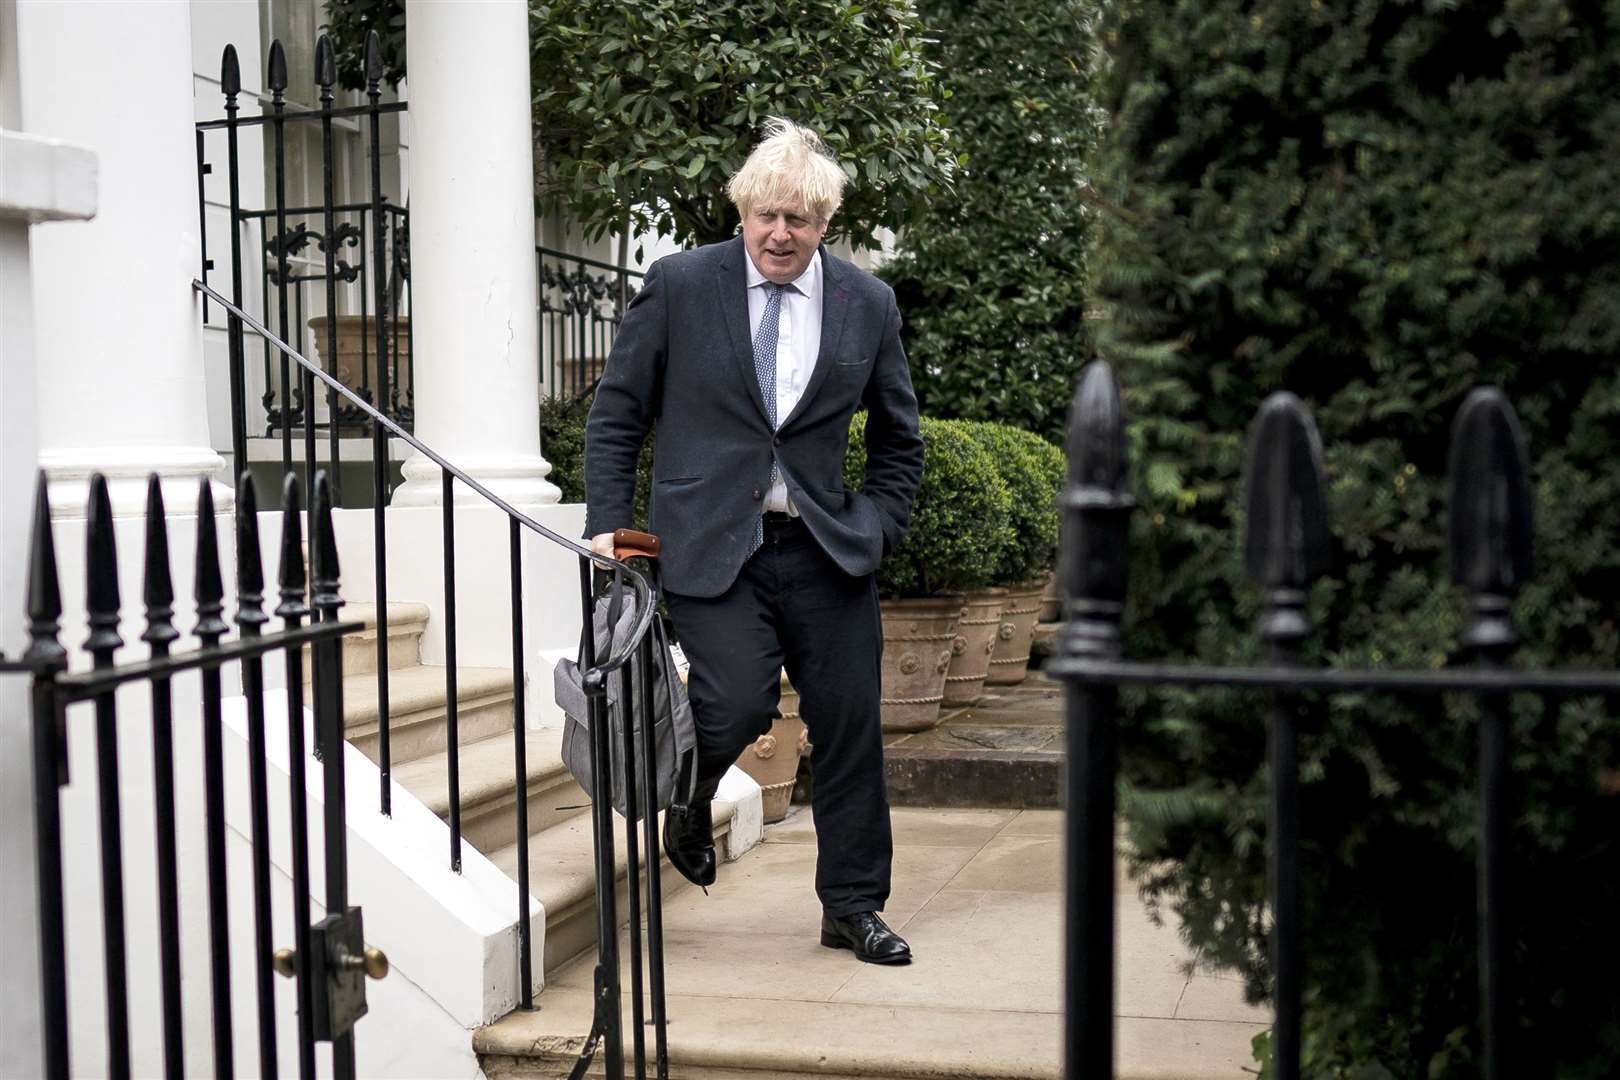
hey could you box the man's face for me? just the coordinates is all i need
[741,204,829,284]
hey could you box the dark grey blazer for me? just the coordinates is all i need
[584,236,925,598]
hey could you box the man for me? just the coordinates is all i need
[584,117,925,964]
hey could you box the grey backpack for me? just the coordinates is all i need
[553,581,697,820]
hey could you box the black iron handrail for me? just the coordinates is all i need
[192,278,657,662]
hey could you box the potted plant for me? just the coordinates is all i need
[975,425,1064,685]
[307,314,413,410]
[937,422,1054,702]
[732,670,809,823]
[845,413,1012,731]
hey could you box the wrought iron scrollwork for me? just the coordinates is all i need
[265,221,364,285]
[540,263,636,326]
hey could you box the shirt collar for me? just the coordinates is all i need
[745,248,822,300]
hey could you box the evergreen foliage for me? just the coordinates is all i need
[960,421,1065,586]
[878,0,1099,442]
[543,393,652,526]
[1090,0,1620,1075]
[845,413,1012,597]
[323,0,957,248]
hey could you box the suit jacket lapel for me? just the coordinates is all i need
[715,237,771,425]
[780,244,850,432]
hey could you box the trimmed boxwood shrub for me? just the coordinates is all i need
[960,421,1065,587]
[844,412,1012,598]
[1090,0,1620,1075]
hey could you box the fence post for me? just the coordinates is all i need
[1058,361,1133,1079]
[1242,393,1331,1080]
[1448,388,1533,1080]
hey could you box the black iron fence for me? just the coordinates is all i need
[196,37,413,500]
[3,469,374,1080]
[538,245,642,401]
[1049,361,1620,1079]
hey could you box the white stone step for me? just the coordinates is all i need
[486,799,737,975]
[305,601,431,682]
[334,662,519,766]
[390,729,590,853]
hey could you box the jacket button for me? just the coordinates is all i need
[751,489,762,501]
[772,436,782,447]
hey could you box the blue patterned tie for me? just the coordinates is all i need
[748,282,785,557]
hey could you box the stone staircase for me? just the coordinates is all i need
[324,603,736,979]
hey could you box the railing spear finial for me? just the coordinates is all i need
[1243,392,1332,641]
[236,473,268,634]
[25,473,66,667]
[311,471,343,618]
[1058,359,1134,662]
[1448,387,1533,650]
[364,29,385,90]
[220,44,241,101]
[276,474,309,619]
[267,39,288,97]
[315,34,336,94]
[142,476,179,649]
[84,474,123,657]
[194,478,229,642]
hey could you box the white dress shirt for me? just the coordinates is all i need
[745,249,823,515]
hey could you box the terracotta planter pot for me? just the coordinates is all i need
[734,673,806,823]
[986,581,1046,686]
[308,315,413,408]
[1038,570,1060,622]
[942,587,1009,707]
[878,595,963,732]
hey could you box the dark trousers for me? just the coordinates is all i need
[663,514,892,917]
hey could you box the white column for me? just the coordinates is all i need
[16,0,229,517]
[392,0,559,508]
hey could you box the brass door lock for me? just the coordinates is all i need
[271,945,388,981]
[273,908,384,1041]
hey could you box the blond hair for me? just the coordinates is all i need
[726,117,848,225]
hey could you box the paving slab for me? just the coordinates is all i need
[482,805,1270,1078]
[881,672,1065,808]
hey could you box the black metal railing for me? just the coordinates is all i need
[538,245,642,400]
[5,468,375,1080]
[196,32,673,1079]
[1049,361,1620,1079]
[197,37,414,499]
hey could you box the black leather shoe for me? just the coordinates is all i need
[662,799,716,888]
[820,911,912,964]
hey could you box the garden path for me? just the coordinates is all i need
[479,805,1270,1078]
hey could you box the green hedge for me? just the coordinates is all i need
[1091,0,1620,1075]
[877,0,1099,443]
[543,393,652,527]
[845,413,1012,598]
